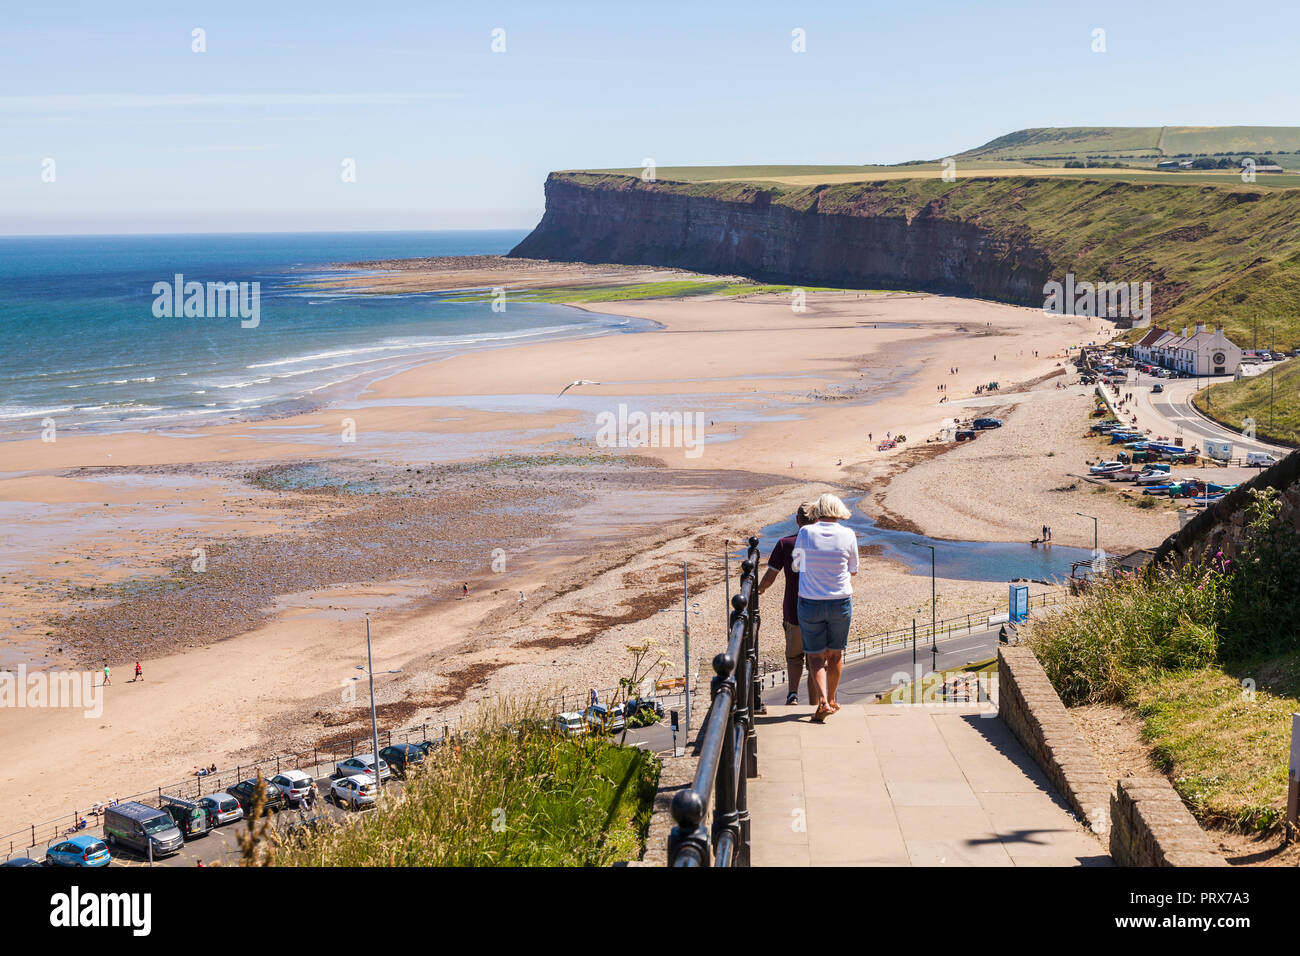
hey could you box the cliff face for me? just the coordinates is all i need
[510,173,1055,304]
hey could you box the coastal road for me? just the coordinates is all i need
[1116,370,1289,458]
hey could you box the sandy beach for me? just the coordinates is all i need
[0,262,1181,839]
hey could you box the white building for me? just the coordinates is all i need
[1133,324,1241,376]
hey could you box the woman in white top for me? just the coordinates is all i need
[793,493,859,722]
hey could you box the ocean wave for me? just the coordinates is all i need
[0,404,76,420]
[244,324,587,371]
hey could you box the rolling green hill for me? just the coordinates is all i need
[959,125,1300,162]
[957,126,1163,160]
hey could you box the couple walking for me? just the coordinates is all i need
[758,493,859,723]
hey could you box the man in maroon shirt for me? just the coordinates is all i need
[758,501,818,706]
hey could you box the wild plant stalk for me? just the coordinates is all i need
[237,771,273,867]
[615,640,670,746]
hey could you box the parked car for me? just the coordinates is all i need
[330,775,378,809]
[552,711,590,737]
[378,744,425,778]
[972,417,1003,430]
[103,801,184,857]
[414,739,444,756]
[226,778,287,816]
[1089,461,1126,475]
[335,754,392,782]
[583,703,625,734]
[45,835,110,868]
[0,856,44,867]
[196,793,244,827]
[1246,452,1278,468]
[270,770,315,808]
[160,795,215,839]
[625,697,664,727]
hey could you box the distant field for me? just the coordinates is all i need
[1159,125,1300,156]
[573,162,1300,190]
[575,161,1044,183]
[579,128,1300,190]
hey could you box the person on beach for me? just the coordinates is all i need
[758,500,819,706]
[102,662,111,686]
[462,582,469,598]
[794,494,859,722]
[134,660,143,681]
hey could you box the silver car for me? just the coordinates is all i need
[335,754,392,783]
[196,793,244,827]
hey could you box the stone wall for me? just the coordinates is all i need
[1110,777,1227,866]
[997,646,1113,832]
[626,751,698,867]
[1152,448,1300,567]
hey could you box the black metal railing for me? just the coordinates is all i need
[667,536,762,866]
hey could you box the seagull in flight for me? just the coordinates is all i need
[557,379,601,397]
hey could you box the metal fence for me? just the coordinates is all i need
[667,536,762,866]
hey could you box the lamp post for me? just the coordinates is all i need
[356,614,402,797]
[913,543,937,673]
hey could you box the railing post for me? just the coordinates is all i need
[710,652,740,864]
[668,788,709,866]
[747,537,765,722]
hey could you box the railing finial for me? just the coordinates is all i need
[731,593,747,614]
[713,651,735,677]
[670,788,705,828]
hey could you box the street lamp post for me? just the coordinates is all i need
[913,543,937,673]
[358,614,401,797]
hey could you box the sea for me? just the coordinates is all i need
[0,230,649,439]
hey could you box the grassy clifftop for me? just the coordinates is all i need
[553,171,1300,350]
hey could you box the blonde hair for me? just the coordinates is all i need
[814,493,851,521]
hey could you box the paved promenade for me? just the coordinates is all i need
[748,703,1109,866]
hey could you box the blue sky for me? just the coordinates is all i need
[3,0,1298,234]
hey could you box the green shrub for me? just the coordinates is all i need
[1026,488,1299,705]
[272,703,659,867]
[1027,564,1224,705]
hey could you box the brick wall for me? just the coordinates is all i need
[997,646,1113,832]
[1110,777,1227,867]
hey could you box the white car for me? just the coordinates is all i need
[329,775,378,809]
[1246,452,1278,468]
[553,712,589,737]
[335,754,392,782]
[1089,461,1126,475]
[270,770,315,807]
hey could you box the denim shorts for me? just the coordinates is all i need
[797,597,852,653]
